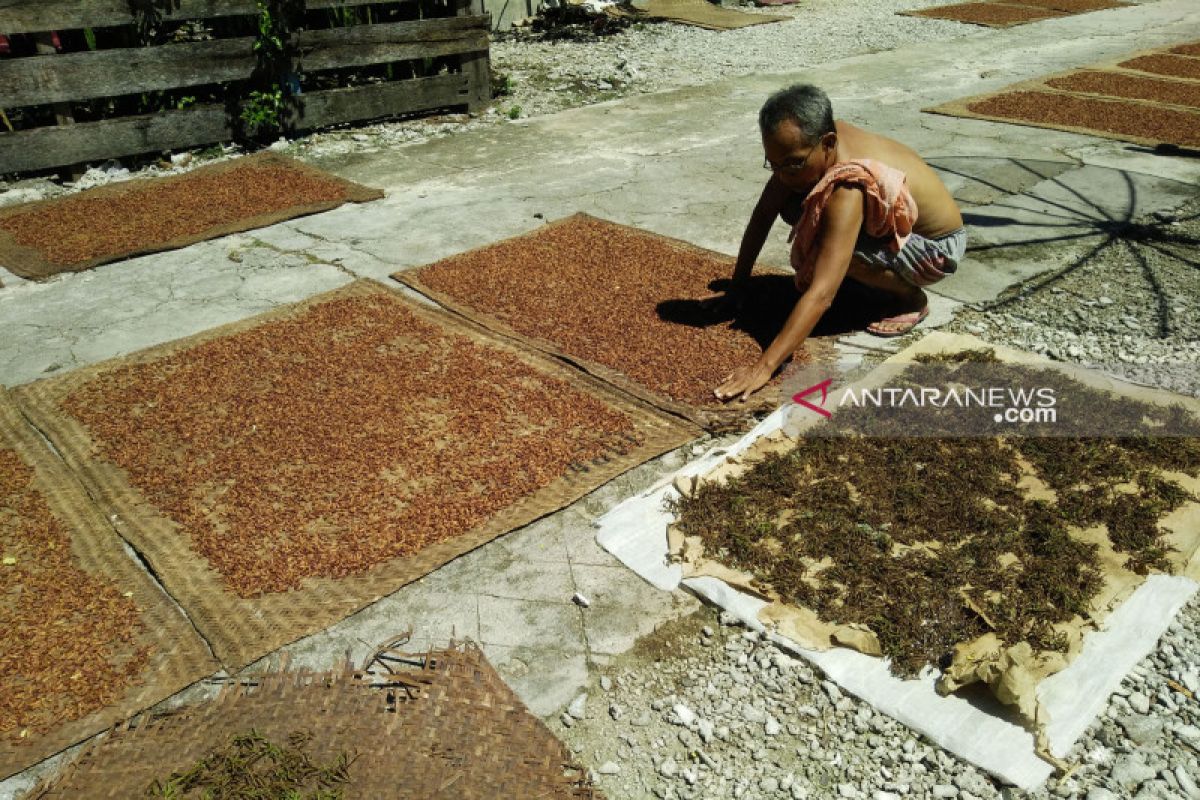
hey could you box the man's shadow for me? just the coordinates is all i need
[656,273,890,349]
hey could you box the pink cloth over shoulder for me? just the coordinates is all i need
[789,158,917,288]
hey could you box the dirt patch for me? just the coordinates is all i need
[907,3,1066,26]
[1118,53,1200,81]
[1170,41,1200,57]
[0,447,150,742]
[60,291,646,598]
[669,355,1200,675]
[1046,70,1200,109]
[965,91,1200,148]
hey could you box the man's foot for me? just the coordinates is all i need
[866,305,929,337]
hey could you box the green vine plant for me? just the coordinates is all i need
[240,88,286,136]
[238,0,305,142]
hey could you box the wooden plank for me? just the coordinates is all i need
[456,0,490,112]
[0,73,471,174]
[32,33,75,128]
[298,16,488,71]
[0,37,257,108]
[0,0,462,36]
[293,71,469,129]
[33,31,83,179]
[0,16,487,108]
[0,105,230,174]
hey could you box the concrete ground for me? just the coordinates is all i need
[2,0,1199,794]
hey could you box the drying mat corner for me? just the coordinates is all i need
[924,68,1200,149]
[0,387,217,781]
[1102,47,1200,82]
[394,213,830,433]
[13,280,699,671]
[898,0,1130,27]
[897,3,1067,28]
[26,638,602,799]
[633,0,786,30]
[0,152,384,281]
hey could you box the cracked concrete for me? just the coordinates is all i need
[2,0,1199,794]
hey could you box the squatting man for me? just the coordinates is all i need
[711,84,967,402]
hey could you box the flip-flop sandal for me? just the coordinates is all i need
[866,306,929,338]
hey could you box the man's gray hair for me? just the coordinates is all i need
[758,84,835,143]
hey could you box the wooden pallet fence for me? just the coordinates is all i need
[0,0,491,174]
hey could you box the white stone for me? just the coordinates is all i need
[568,693,588,719]
[672,703,697,727]
[1110,754,1156,789]
[1177,766,1200,800]
[742,705,767,724]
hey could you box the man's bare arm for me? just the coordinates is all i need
[731,176,791,286]
[714,187,864,401]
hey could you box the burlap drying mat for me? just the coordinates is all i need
[615,0,785,30]
[395,213,835,432]
[898,0,1129,28]
[14,280,698,671]
[0,152,383,280]
[899,2,1066,28]
[27,637,602,799]
[925,43,1200,149]
[0,387,217,781]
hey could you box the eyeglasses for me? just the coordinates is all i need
[763,146,819,176]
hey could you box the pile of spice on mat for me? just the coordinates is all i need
[60,291,645,598]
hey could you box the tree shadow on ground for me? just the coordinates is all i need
[929,156,1200,338]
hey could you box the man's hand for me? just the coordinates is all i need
[714,360,774,402]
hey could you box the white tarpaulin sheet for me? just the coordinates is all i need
[595,334,1199,791]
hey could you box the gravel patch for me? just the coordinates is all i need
[555,597,1200,799]
[490,0,968,119]
[948,198,1200,397]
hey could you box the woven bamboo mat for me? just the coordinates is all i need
[28,638,601,799]
[0,152,383,280]
[14,281,699,670]
[0,387,217,781]
[394,213,834,432]
[925,43,1200,150]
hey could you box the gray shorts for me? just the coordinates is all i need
[853,227,967,288]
